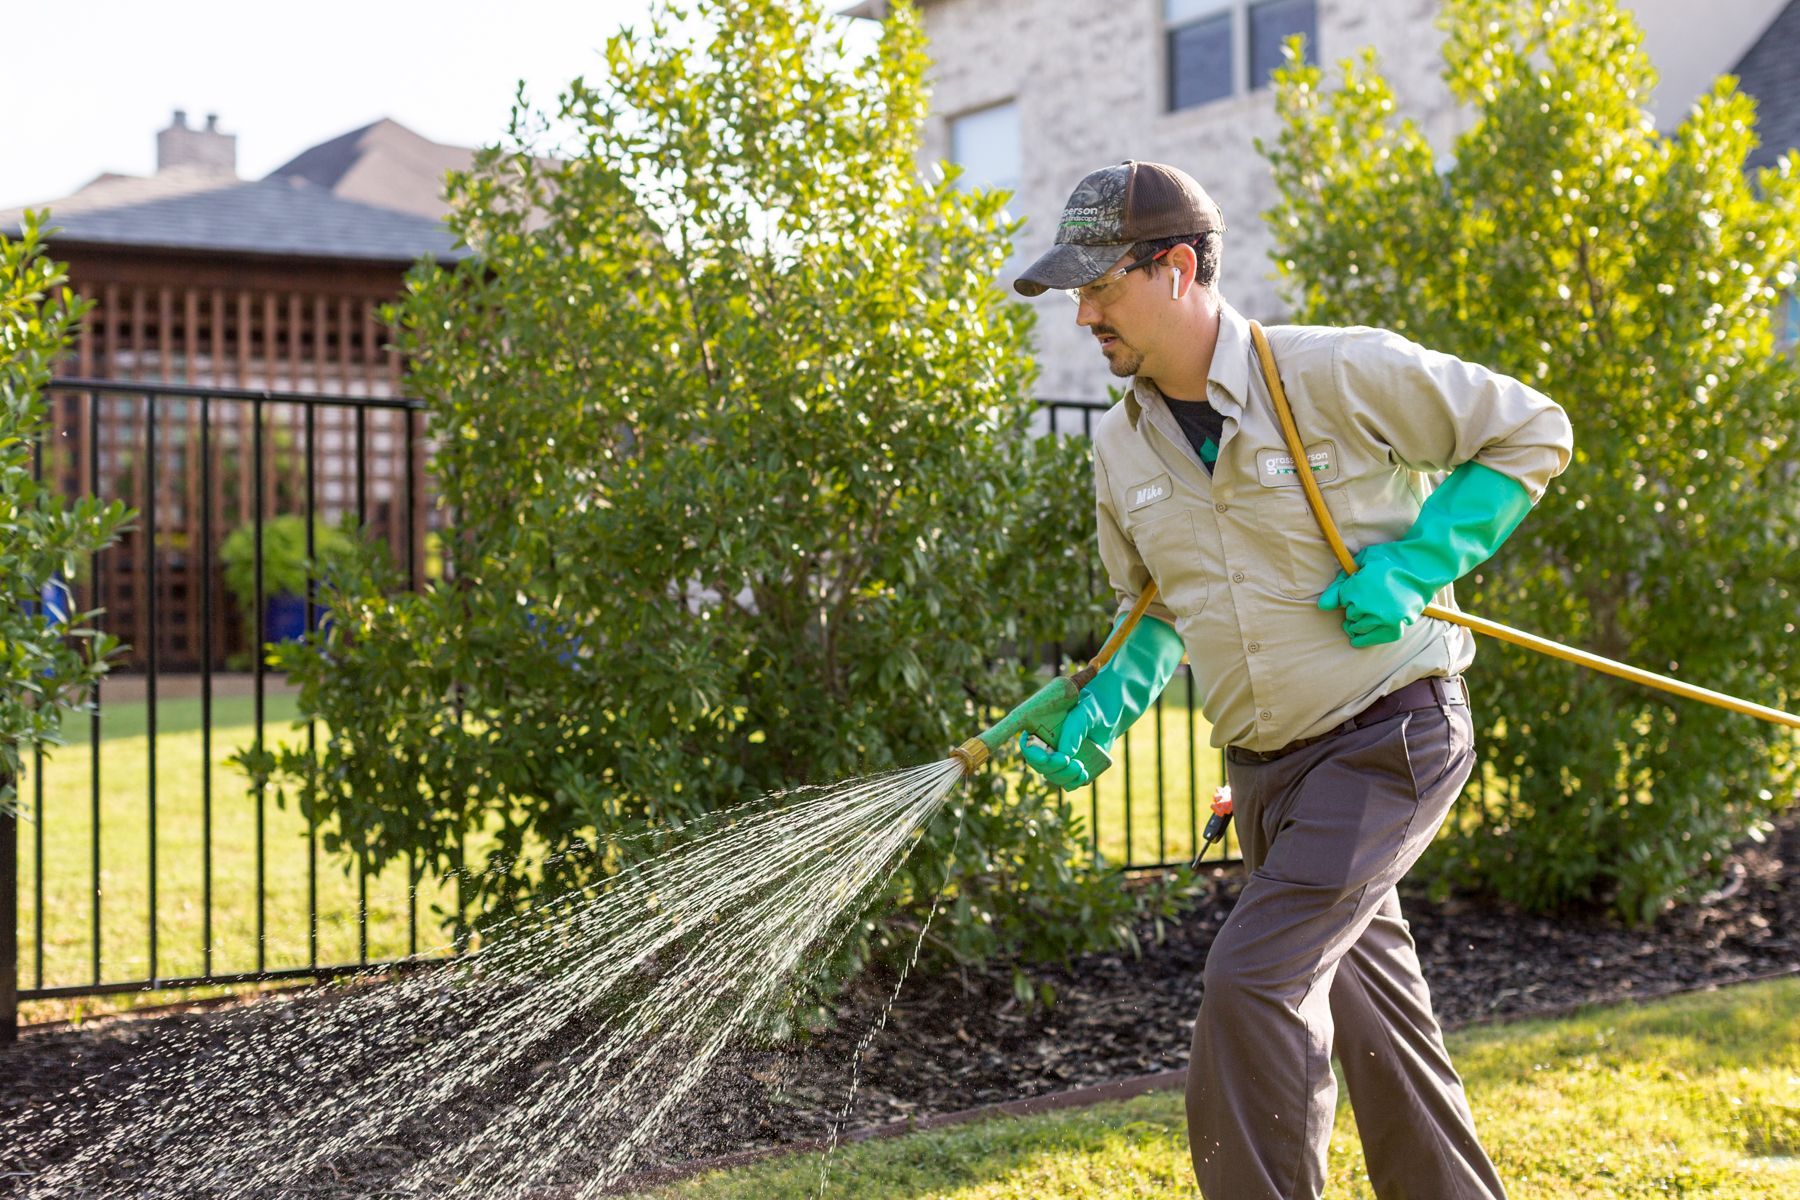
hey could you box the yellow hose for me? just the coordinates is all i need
[1242,321,1799,732]
[1082,588,1161,677]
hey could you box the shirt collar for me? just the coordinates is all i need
[1124,299,1253,429]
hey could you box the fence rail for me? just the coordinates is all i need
[3,384,1230,1039]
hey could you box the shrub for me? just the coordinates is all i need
[244,0,1175,1026]
[1,213,134,813]
[219,513,357,621]
[1261,0,1799,920]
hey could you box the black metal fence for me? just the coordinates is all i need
[2,385,1229,1039]
[3,381,438,1042]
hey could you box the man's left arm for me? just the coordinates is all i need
[1318,328,1575,646]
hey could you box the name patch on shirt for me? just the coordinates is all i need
[1255,441,1341,488]
[1126,473,1172,512]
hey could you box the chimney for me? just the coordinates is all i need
[156,108,237,177]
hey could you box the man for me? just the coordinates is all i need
[1013,160,1572,1199]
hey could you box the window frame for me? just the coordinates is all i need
[947,99,1023,196]
[1163,0,1318,115]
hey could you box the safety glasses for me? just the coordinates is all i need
[1064,247,1173,305]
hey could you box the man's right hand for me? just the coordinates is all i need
[1017,613,1185,792]
[1020,694,1104,789]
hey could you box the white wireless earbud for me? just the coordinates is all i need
[1171,268,1182,299]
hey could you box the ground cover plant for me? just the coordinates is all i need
[1262,0,1800,921]
[625,977,1800,1199]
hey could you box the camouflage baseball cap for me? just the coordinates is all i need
[1013,161,1225,297]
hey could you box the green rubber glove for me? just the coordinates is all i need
[1020,613,1185,790]
[1318,461,1532,647]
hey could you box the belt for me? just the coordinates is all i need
[1229,675,1468,764]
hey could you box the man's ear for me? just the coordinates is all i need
[1169,241,1200,281]
[1170,242,1200,299]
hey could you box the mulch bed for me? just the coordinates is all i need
[4,810,1796,1197]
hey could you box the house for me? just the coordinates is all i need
[0,112,476,670]
[845,0,1798,400]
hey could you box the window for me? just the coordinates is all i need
[949,101,1021,194]
[1166,0,1317,111]
[1249,0,1317,89]
[1166,0,1234,111]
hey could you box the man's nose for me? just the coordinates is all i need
[1075,297,1100,326]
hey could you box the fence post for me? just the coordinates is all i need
[2,772,18,1044]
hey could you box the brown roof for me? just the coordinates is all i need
[267,117,476,220]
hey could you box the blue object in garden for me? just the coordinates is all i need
[18,574,73,678]
[263,593,331,644]
[524,609,584,667]
[22,574,73,627]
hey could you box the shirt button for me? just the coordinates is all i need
[1260,709,1273,721]
[1215,502,1229,513]
[1232,571,1245,583]
[1248,642,1261,653]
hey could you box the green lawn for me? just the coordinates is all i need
[13,675,1223,1021]
[630,978,1800,1199]
[14,690,460,1016]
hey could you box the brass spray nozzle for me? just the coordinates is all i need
[949,737,989,775]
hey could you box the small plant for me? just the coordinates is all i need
[219,515,355,618]
[218,515,357,664]
[1,211,136,814]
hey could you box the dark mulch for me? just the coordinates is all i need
[4,811,1796,1197]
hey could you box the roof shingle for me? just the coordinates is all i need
[0,169,469,263]
[1731,0,1800,173]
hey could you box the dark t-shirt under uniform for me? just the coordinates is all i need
[1163,394,1225,473]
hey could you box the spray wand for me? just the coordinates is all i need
[946,587,1239,858]
[948,588,1162,779]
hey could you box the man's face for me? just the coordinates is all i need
[1073,254,1165,378]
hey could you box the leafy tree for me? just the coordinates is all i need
[248,0,1174,1024]
[1,213,135,814]
[1262,0,1799,921]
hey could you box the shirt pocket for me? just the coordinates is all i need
[1131,509,1209,617]
[1264,482,1353,600]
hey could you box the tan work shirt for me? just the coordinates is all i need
[1094,301,1573,752]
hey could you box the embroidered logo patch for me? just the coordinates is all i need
[1255,442,1340,488]
[1127,474,1172,512]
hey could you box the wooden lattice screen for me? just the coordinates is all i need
[44,264,431,673]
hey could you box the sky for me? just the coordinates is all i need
[0,0,868,211]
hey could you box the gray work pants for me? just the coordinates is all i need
[1186,690,1506,1199]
